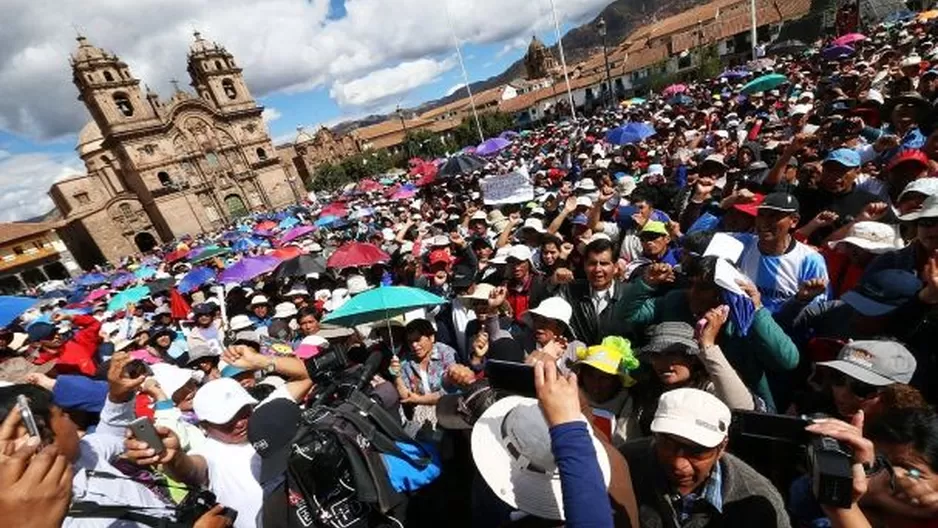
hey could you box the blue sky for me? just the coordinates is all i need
[0,0,612,221]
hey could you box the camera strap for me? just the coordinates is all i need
[347,390,431,466]
[68,501,181,527]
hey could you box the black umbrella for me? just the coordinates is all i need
[438,154,486,178]
[767,39,807,56]
[272,254,327,280]
[146,278,175,295]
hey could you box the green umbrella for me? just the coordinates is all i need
[321,286,446,327]
[107,286,150,311]
[192,246,230,263]
[740,73,788,95]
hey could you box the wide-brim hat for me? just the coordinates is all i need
[882,91,932,121]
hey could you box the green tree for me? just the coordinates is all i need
[696,45,722,80]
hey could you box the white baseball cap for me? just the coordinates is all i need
[506,245,534,263]
[193,378,258,425]
[650,388,731,448]
[521,297,572,333]
[828,222,903,254]
[150,363,197,400]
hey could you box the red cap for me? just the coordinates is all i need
[887,149,929,171]
[732,193,766,217]
[428,249,452,266]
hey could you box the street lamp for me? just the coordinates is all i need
[596,17,614,110]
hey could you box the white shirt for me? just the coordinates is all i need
[591,284,614,314]
[190,439,263,528]
[451,298,476,355]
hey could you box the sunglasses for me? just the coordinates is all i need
[827,370,881,399]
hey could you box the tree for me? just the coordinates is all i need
[403,129,446,159]
[696,45,722,80]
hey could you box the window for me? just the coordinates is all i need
[113,92,134,117]
[32,241,44,250]
[205,152,219,167]
[74,192,90,205]
[87,73,94,82]
[103,71,114,82]
[119,203,133,221]
[157,171,173,186]
[586,88,594,100]
[214,60,222,70]
[222,78,237,99]
[13,246,24,256]
[678,55,692,69]
[256,147,267,161]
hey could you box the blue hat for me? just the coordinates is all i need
[26,322,56,343]
[571,214,589,226]
[823,148,861,168]
[221,364,249,378]
[842,270,923,317]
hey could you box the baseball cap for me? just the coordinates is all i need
[436,381,497,430]
[640,322,699,355]
[571,214,589,226]
[26,322,56,343]
[640,220,669,237]
[732,193,766,216]
[149,363,196,399]
[248,398,301,484]
[506,245,534,263]
[650,388,731,448]
[841,270,923,317]
[823,148,861,168]
[452,264,477,290]
[573,336,638,382]
[428,249,452,266]
[758,192,800,213]
[818,340,917,386]
[887,149,929,171]
[899,195,938,221]
[828,222,902,254]
[192,377,258,424]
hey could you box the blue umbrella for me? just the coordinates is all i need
[0,296,39,328]
[315,215,338,227]
[220,231,243,242]
[605,122,656,145]
[820,45,854,61]
[134,266,156,280]
[76,273,108,287]
[107,286,151,311]
[232,237,268,253]
[39,289,74,300]
[666,94,695,106]
[178,267,216,294]
[110,271,137,289]
[321,286,446,327]
[278,216,300,229]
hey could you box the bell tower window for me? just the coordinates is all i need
[113,92,134,117]
[103,71,114,82]
[222,79,237,100]
[157,171,172,186]
[214,60,222,70]
[256,148,267,161]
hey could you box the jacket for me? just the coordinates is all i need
[617,279,798,411]
[620,438,789,528]
[34,314,101,377]
[551,279,629,346]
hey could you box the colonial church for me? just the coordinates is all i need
[51,32,303,266]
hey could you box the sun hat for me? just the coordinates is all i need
[150,363,197,399]
[841,270,923,317]
[459,283,496,302]
[471,395,611,520]
[574,336,639,384]
[285,285,310,298]
[520,297,573,333]
[346,275,372,295]
[489,247,512,265]
[520,218,546,233]
[650,388,731,448]
[249,295,270,307]
[324,288,349,311]
[818,340,917,386]
[316,324,356,340]
[273,302,298,320]
[640,322,699,355]
[898,178,938,202]
[575,196,594,208]
[575,179,597,192]
[899,195,938,221]
[828,222,903,254]
[228,314,254,332]
[193,377,258,424]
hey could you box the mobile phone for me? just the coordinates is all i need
[730,410,812,445]
[485,359,536,398]
[122,359,152,379]
[128,417,165,455]
[16,394,40,438]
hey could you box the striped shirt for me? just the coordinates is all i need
[735,233,829,314]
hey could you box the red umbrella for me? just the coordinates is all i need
[320,203,348,217]
[269,246,303,260]
[326,242,390,269]
[170,288,191,320]
[164,249,189,264]
[358,179,381,192]
[256,220,278,231]
[416,173,436,187]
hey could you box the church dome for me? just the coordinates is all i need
[72,36,106,63]
[76,121,104,157]
[189,31,212,55]
[528,36,547,53]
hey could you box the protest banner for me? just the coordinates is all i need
[481,172,534,205]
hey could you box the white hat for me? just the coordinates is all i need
[228,314,254,332]
[313,289,332,302]
[309,243,323,253]
[193,378,258,425]
[864,90,885,105]
[346,275,372,295]
[899,195,938,221]
[325,288,349,311]
[249,294,269,307]
[521,297,572,332]
[458,283,495,301]
[898,177,938,202]
[828,222,903,254]
[285,285,310,298]
[273,302,298,319]
[575,179,597,192]
[650,388,731,448]
[799,91,815,101]
[790,104,812,116]
[400,241,415,254]
[489,247,512,265]
[471,396,611,520]
[506,245,534,264]
[901,54,922,68]
[431,235,450,247]
[520,218,545,233]
[150,363,196,399]
[382,228,396,242]
[703,154,727,167]
[575,196,593,208]
[470,211,489,223]
[647,164,665,176]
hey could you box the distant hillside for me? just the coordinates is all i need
[21,209,62,224]
[333,0,709,133]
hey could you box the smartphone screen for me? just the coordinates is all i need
[128,417,165,454]
[485,360,536,398]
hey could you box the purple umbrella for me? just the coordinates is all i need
[218,255,282,284]
[499,130,520,140]
[281,225,316,244]
[719,69,749,80]
[821,45,854,60]
[476,137,511,156]
[110,271,136,289]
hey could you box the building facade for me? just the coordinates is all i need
[0,223,81,294]
[277,126,362,184]
[524,36,557,80]
[51,33,303,268]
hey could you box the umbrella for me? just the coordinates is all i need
[320,203,348,217]
[75,273,108,287]
[349,208,375,221]
[269,246,304,261]
[177,267,216,294]
[662,84,687,96]
[164,249,189,263]
[605,122,656,145]
[379,177,396,185]
[666,94,694,106]
[767,39,807,56]
[833,33,866,46]
[920,9,938,20]
[218,255,282,284]
[256,220,278,231]
[107,286,150,311]
[281,225,316,244]
[232,237,269,253]
[438,154,486,178]
[278,216,300,230]
[326,242,390,269]
[321,286,446,327]
[146,278,175,295]
[415,173,436,187]
[719,69,749,80]
[272,254,327,280]
[83,288,110,304]
[392,188,416,200]
[134,266,156,280]
[190,246,230,263]
[499,130,520,139]
[820,45,854,60]
[740,73,789,95]
[110,271,137,289]
[315,215,339,228]
[476,137,511,156]
[357,179,382,192]
[39,289,73,300]
[0,296,39,327]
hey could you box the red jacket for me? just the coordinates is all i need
[34,315,101,377]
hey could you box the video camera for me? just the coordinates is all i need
[176,489,238,525]
[731,411,854,508]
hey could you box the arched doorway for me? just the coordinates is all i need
[134,232,158,253]
[224,194,248,218]
[43,262,69,280]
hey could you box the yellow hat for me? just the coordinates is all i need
[641,220,669,237]
[575,336,640,386]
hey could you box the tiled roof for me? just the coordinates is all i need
[0,222,58,245]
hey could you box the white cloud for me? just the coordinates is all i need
[261,107,282,123]
[497,36,530,59]
[330,57,456,109]
[0,152,83,221]
[445,83,466,96]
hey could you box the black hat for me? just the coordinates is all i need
[758,192,800,214]
[248,398,301,484]
[452,264,477,290]
[192,303,213,316]
[436,381,497,430]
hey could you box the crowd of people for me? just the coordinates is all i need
[5,11,938,528]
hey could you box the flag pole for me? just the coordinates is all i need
[445,2,485,143]
[548,0,576,120]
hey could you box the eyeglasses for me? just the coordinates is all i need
[827,370,881,399]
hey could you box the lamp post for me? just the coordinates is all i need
[396,105,410,157]
[596,17,614,110]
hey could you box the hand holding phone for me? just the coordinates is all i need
[16,394,40,439]
[128,417,165,455]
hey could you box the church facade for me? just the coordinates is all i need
[51,33,303,267]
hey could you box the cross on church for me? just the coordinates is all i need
[170,78,180,92]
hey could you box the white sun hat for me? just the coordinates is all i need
[828,222,903,254]
[521,297,572,333]
[471,396,611,520]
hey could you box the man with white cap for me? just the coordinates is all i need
[248,294,272,331]
[620,388,788,527]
